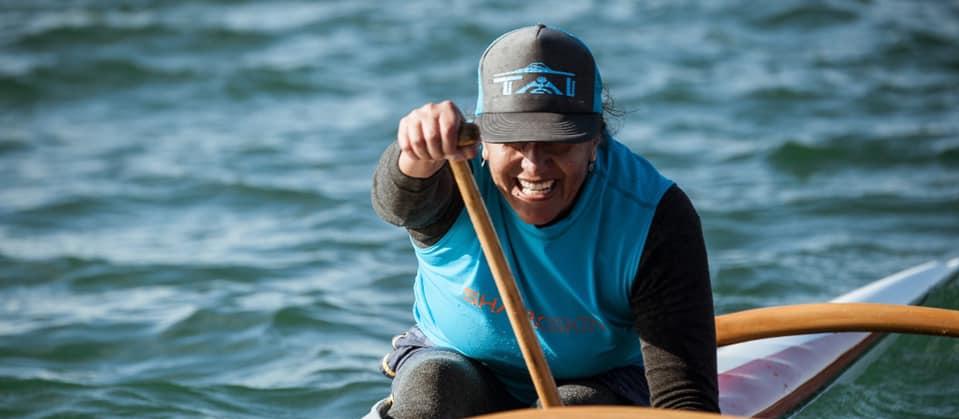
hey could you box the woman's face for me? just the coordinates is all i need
[482,139,599,226]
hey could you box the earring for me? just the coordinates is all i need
[588,160,595,173]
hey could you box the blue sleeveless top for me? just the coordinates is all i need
[411,137,673,403]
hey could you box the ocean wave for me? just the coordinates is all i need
[0,377,93,418]
[0,250,281,295]
[0,376,254,418]
[8,14,277,51]
[876,23,959,61]
[748,2,860,29]
[0,134,30,155]
[185,178,341,210]
[270,304,344,331]
[767,131,959,175]
[13,23,177,49]
[0,75,39,106]
[4,194,110,222]
[0,58,197,103]
[66,261,278,291]
[0,253,104,291]
[159,307,265,340]
[742,85,826,102]
[75,168,342,211]
[224,64,351,99]
[641,82,710,105]
[793,192,959,219]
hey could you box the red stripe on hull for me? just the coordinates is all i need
[719,332,884,417]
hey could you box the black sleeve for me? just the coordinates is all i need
[370,142,464,247]
[631,184,719,412]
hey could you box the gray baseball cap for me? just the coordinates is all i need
[474,24,603,143]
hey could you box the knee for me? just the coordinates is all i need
[537,382,627,406]
[389,351,487,419]
[558,383,608,405]
[398,350,482,387]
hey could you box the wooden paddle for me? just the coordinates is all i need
[452,122,562,407]
[716,302,959,346]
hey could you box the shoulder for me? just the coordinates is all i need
[594,137,674,210]
[655,185,702,227]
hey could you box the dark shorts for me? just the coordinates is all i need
[380,326,651,406]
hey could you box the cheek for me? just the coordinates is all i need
[492,162,519,187]
[561,161,590,190]
[486,152,518,179]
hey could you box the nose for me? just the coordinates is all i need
[520,143,550,172]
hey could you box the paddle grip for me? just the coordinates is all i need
[458,121,480,146]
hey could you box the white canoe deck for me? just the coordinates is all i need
[717,258,959,417]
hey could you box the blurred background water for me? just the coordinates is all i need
[1,1,957,418]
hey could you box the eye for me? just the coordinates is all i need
[501,142,577,157]
[542,143,575,156]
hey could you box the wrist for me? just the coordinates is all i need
[398,151,446,179]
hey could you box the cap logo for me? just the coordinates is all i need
[491,62,576,97]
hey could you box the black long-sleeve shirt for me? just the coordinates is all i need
[371,142,719,412]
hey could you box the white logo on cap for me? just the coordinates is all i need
[491,62,576,97]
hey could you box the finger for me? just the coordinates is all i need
[397,116,413,155]
[407,118,430,161]
[437,101,462,159]
[446,143,478,162]
[422,113,444,160]
[459,144,478,161]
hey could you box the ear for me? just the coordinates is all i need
[589,138,599,161]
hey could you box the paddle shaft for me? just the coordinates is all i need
[716,302,959,346]
[451,122,562,407]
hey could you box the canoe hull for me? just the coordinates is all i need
[717,258,959,417]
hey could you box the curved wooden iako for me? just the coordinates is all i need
[715,302,959,347]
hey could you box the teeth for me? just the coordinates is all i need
[518,179,555,193]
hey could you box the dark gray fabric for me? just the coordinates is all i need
[379,326,435,379]
[388,350,635,419]
[387,349,524,419]
[631,186,719,412]
[589,364,651,406]
[382,326,649,409]
[476,24,602,143]
[371,142,462,247]
[549,381,629,406]
[371,143,719,412]
[476,112,603,144]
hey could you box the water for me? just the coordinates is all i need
[1,1,957,418]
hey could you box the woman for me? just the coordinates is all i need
[369,24,718,418]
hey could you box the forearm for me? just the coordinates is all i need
[371,142,463,246]
[631,185,719,412]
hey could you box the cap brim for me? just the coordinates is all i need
[475,112,601,143]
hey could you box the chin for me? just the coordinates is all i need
[516,209,559,226]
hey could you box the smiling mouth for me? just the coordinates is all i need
[516,179,556,199]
